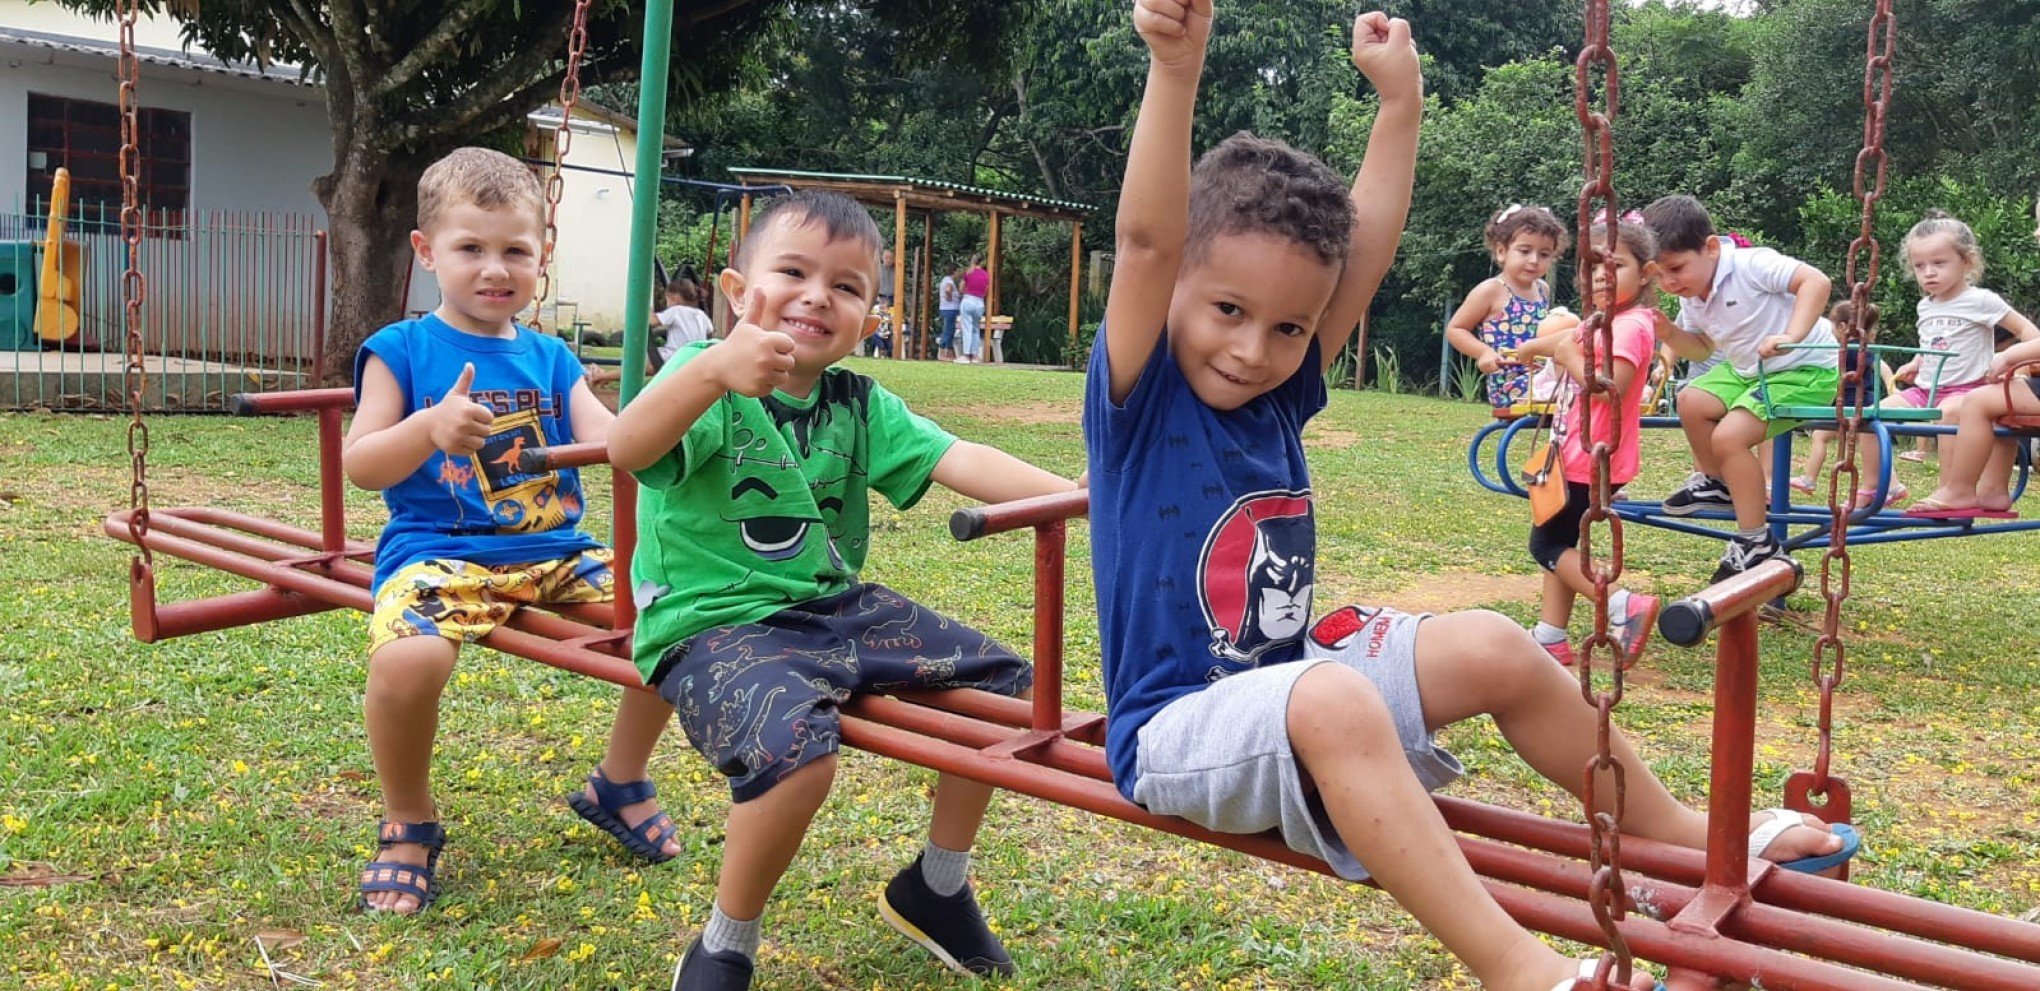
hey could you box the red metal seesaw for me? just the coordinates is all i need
[103,389,2040,991]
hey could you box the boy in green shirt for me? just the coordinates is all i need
[609,190,1075,991]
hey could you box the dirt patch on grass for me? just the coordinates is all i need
[1364,570,1545,614]
[944,401,1079,426]
[1303,423,1365,449]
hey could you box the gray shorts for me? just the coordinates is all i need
[1129,605,1463,880]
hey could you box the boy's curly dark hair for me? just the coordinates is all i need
[1186,132,1353,267]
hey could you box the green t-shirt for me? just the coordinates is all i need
[629,342,957,680]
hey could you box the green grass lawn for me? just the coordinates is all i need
[3,358,2037,990]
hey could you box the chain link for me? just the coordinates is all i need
[1808,0,1894,808]
[117,0,150,564]
[1572,0,1633,985]
[532,0,597,332]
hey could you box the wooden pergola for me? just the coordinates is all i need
[728,168,1092,360]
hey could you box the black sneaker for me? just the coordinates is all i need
[1663,472,1733,516]
[1710,534,1787,584]
[878,855,1016,977]
[671,935,753,991]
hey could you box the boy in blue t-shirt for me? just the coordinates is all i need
[610,189,1076,990]
[1088,5,1857,990]
[343,147,679,915]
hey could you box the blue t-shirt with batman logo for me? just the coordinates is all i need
[355,314,599,595]
[1083,330,1327,799]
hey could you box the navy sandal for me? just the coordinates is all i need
[1750,807,1863,874]
[358,820,447,914]
[566,767,680,864]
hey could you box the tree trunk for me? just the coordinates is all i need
[313,149,427,385]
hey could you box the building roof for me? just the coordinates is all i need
[0,25,319,88]
[728,168,1091,223]
[528,103,691,152]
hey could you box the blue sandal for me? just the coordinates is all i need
[1750,807,1862,874]
[566,767,679,864]
[358,820,446,914]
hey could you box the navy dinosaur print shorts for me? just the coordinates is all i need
[655,582,1032,801]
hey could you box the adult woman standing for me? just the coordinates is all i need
[957,255,989,363]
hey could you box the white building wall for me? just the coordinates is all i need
[0,13,330,215]
[1,4,650,346]
[1,5,331,358]
[549,119,645,336]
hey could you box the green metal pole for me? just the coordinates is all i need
[620,0,674,408]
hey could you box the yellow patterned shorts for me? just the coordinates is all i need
[368,549,614,655]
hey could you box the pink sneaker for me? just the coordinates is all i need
[1611,592,1661,665]
[1540,639,1576,666]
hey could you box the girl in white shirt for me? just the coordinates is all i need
[653,279,715,365]
[1863,212,2038,510]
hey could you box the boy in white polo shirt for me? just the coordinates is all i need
[1644,195,1839,582]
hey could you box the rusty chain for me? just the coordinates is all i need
[533,0,597,332]
[1572,0,1634,985]
[118,0,150,567]
[1795,0,1893,826]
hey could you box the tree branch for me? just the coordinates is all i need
[968,103,1011,177]
[395,4,576,144]
[276,0,332,70]
[369,0,496,100]
[321,0,373,89]
[354,0,396,65]
[462,71,573,144]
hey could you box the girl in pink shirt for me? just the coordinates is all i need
[1512,217,1663,667]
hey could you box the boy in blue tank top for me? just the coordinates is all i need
[1088,5,1858,990]
[343,147,678,915]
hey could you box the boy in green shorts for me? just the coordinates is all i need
[1643,195,1839,581]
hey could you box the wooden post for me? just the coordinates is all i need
[893,190,908,360]
[987,210,1004,318]
[919,212,935,360]
[1068,220,1083,347]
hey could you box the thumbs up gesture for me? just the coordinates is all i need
[428,362,495,456]
[712,287,797,397]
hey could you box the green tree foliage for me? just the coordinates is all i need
[1375,0,1582,103]
[666,0,2040,387]
[1798,178,2040,348]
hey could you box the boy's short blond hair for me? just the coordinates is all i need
[417,147,544,233]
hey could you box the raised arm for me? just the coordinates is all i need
[1317,12,1422,371]
[1102,0,1213,403]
